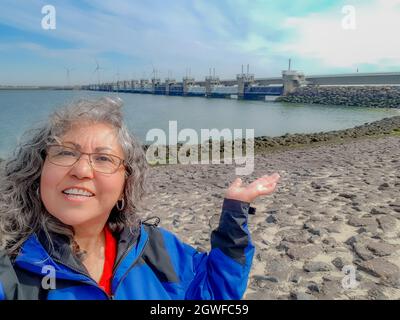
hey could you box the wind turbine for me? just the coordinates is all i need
[116,69,120,83]
[93,59,103,86]
[64,67,75,89]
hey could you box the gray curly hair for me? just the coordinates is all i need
[0,97,149,258]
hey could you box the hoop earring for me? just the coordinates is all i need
[36,186,40,198]
[116,198,125,211]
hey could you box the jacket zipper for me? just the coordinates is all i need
[111,225,143,276]
[111,237,149,296]
[111,241,135,277]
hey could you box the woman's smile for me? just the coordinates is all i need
[62,192,95,203]
[61,187,96,203]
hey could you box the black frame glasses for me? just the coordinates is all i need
[46,144,125,174]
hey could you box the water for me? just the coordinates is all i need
[0,89,399,158]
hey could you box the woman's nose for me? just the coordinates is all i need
[69,155,94,179]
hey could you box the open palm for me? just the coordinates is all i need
[225,173,280,203]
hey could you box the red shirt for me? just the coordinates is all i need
[98,226,117,295]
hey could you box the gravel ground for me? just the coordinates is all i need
[141,134,400,300]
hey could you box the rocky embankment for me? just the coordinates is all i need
[141,115,400,158]
[276,86,400,108]
[252,115,400,153]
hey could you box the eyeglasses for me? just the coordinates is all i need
[47,144,125,174]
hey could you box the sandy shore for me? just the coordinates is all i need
[141,133,400,300]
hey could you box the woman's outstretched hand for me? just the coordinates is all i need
[225,173,280,204]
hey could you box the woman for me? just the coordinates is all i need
[0,97,280,300]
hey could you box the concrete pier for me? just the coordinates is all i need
[205,76,220,97]
[282,70,306,95]
[151,78,161,94]
[83,71,400,103]
[165,78,176,95]
[182,77,195,96]
[237,73,254,100]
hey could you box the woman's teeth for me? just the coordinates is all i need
[62,188,94,197]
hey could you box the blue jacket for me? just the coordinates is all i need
[0,198,255,300]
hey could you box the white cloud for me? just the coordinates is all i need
[279,0,400,68]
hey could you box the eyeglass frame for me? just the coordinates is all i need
[46,144,126,174]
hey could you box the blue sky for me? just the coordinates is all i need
[0,0,399,86]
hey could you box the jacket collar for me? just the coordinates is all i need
[14,223,145,283]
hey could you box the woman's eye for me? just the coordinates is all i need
[58,150,77,157]
[95,155,113,162]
